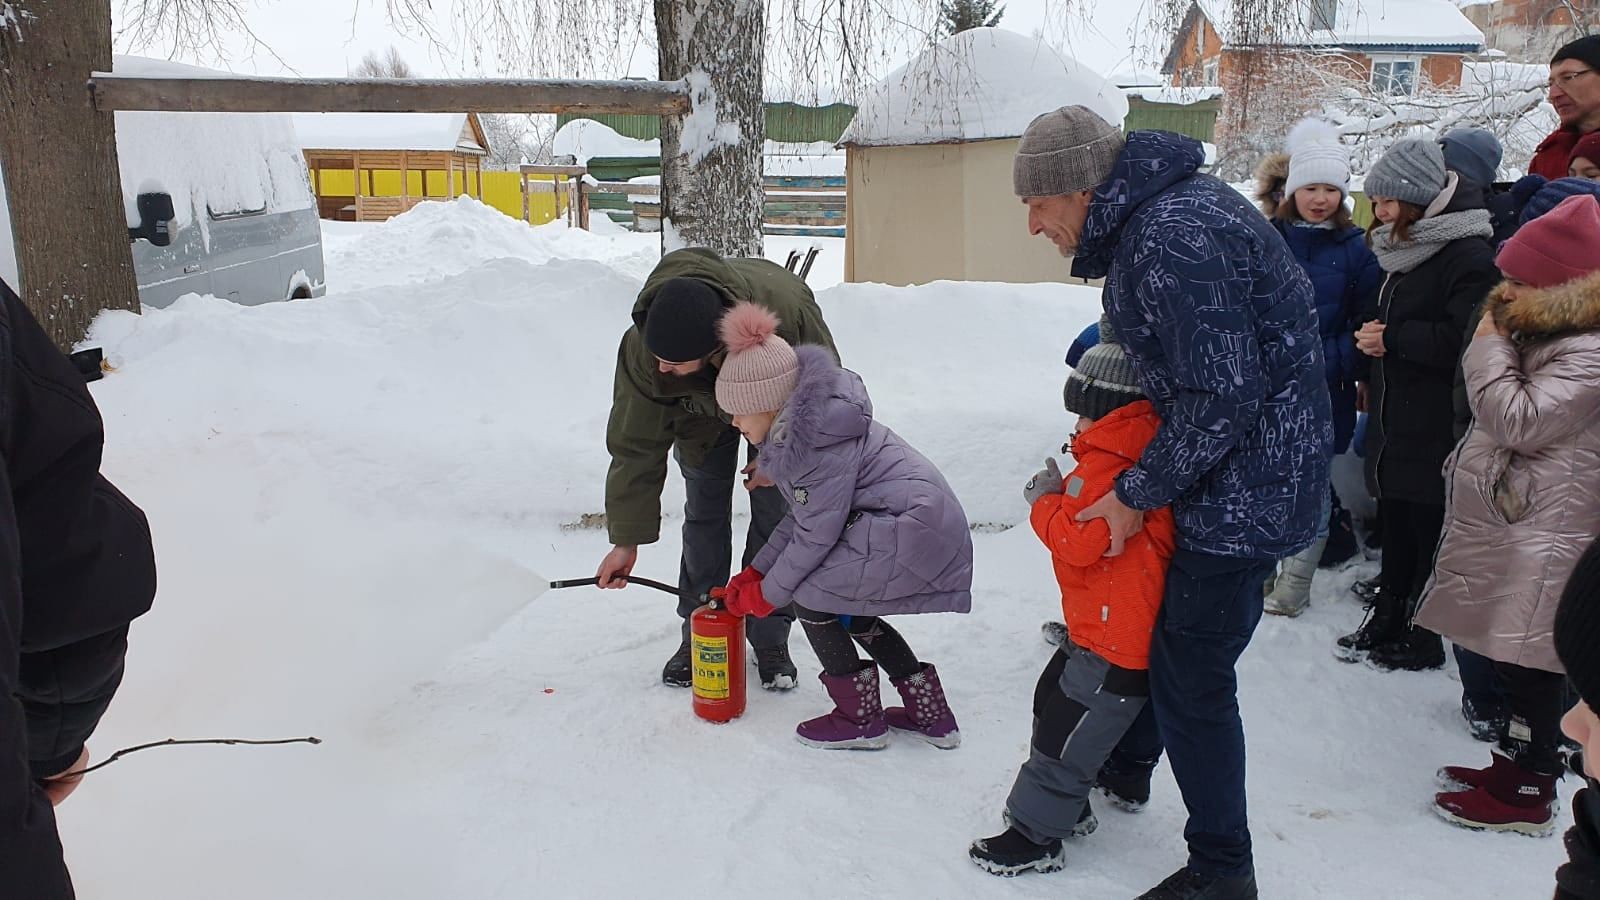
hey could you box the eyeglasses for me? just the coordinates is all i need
[1549,68,1596,91]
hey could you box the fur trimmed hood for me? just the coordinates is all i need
[1490,270,1600,341]
[1254,152,1290,218]
[756,344,866,481]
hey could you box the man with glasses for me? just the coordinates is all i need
[1531,36,1600,179]
[595,247,837,689]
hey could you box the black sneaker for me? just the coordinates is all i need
[1462,697,1507,743]
[1041,621,1069,647]
[661,638,692,688]
[755,645,797,691]
[1136,867,1258,900]
[1333,601,1404,663]
[1095,760,1153,813]
[1366,626,1446,672]
[968,827,1065,877]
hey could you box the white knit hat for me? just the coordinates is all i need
[1283,118,1351,200]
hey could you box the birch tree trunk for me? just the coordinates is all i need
[655,0,765,258]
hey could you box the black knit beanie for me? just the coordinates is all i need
[643,277,726,363]
[1556,537,1600,711]
[1063,316,1144,420]
[1553,35,1600,74]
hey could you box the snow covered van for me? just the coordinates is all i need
[0,56,325,310]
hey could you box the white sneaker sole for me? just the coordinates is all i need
[795,732,890,750]
[1095,786,1147,813]
[1431,799,1556,837]
[888,724,961,749]
[968,846,1066,877]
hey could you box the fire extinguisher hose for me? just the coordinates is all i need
[548,575,683,596]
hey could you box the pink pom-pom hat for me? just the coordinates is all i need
[715,302,799,416]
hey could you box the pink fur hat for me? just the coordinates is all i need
[715,302,799,416]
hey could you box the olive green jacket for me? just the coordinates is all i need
[605,248,838,546]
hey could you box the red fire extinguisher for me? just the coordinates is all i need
[691,592,746,723]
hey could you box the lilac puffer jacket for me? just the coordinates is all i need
[751,346,973,616]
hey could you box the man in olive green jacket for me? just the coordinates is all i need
[595,247,839,688]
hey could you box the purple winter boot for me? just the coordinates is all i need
[795,665,890,750]
[885,662,960,749]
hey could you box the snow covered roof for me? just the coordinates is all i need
[1192,0,1484,50]
[550,119,846,175]
[837,28,1130,148]
[293,113,488,155]
[1126,85,1224,104]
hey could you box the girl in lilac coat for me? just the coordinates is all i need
[713,302,974,750]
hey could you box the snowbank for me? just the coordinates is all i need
[58,203,1566,898]
[838,27,1129,148]
[318,195,661,291]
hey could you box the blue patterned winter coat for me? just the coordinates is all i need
[750,346,974,616]
[1071,130,1332,560]
[1272,220,1381,455]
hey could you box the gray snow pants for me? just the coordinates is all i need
[675,428,793,650]
[1006,642,1150,844]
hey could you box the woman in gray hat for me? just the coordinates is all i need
[1339,138,1498,673]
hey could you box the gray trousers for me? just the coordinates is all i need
[675,428,793,650]
[1007,643,1149,844]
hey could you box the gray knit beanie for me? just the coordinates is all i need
[1014,106,1126,198]
[1063,316,1144,420]
[1365,138,1448,208]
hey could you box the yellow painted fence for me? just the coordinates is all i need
[313,168,561,224]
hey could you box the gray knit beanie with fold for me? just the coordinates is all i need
[1064,316,1144,420]
[1014,106,1126,198]
[1365,138,1448,208]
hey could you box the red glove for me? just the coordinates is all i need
[727,566,761,592]
[721,569,775,618]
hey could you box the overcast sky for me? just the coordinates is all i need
[111,0,1171,95]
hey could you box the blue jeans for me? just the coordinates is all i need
[1108,548,1276,878]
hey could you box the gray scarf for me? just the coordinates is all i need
[1370,208,1494,274]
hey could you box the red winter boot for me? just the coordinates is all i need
[1436,750,1521,793]
[1433,755,1559,837]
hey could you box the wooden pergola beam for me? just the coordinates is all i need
[87,75,692,116]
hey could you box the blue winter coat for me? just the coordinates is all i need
[1272,220,1381,455]
[1071,130,1332,560]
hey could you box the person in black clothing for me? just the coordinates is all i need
[1555,540,1600,899]
[0,279,156,898]
[1341,139,1498,672]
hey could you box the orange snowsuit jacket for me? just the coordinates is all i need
[1030,400,1176,670]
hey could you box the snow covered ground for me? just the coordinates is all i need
[60,200,1564,898]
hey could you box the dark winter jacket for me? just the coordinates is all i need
[604,249,837,547]
[1557,777,1600,899]
[0,281,156,899]
[1362,222,1499,507]
[1071,130,1332,560]
[750,346,973,616]
[1271,220,1381,455]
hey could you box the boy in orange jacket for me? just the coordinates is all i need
[970,317,1177,876]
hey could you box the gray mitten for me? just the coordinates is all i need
[1022,458,1065,506]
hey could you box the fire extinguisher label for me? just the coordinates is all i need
[692,634,731,700]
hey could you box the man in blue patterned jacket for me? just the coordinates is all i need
[1013,107,1331,900]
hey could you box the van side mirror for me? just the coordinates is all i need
[129,192,176,247]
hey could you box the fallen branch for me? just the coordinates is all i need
[59,736,323,778]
